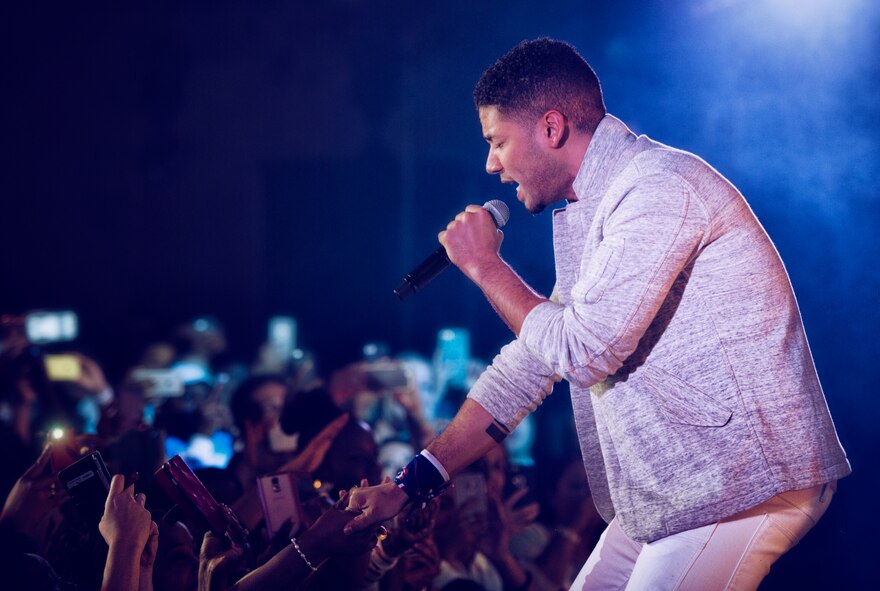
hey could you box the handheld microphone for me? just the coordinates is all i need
[394,200,510,300]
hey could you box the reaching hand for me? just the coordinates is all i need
[501,487,540,536]
[74,353,111,396]
[391,385,422,417]
[199,531,246,591]
[343,481,409,535]
[139,521,159,591]
[484,487,539,560]
[279,413,349,475]
[0,443,65,535]
[99,475,154,553]
[304,490,382,556]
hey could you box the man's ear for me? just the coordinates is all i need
[541,110,568,149]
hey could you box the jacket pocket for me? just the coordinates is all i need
[642,365,732,427]
[573,237,624,305]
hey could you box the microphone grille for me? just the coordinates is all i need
[482,199,510,228]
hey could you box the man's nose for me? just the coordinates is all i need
[486,150,502,175]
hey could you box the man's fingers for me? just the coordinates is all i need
[135,492,147,506]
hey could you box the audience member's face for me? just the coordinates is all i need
[434,494,484,566]
[400,537,441,589]
[247,382,297,470]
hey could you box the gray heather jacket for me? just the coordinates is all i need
[468,114,850,543]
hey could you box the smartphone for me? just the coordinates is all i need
[503,466,537,510]
[50,430,100,472]
[45,354,82,381]
[58,451,112,526]
[154,455,230,535]
[130,368,185,398]
[25,311,78,344]
[452,472,488,520]
[364,361,410,391]
[268,316,297,360]
[435,328,470,388]
[256,471,304,538]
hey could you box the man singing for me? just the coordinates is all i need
[346,38,850,590]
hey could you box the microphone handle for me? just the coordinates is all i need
[394,246,450,300]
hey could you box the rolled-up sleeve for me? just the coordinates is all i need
[519,174,709,389]
[467,339,559,430]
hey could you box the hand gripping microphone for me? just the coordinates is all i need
[394,200,510,300]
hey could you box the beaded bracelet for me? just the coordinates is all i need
[290,537,318,572]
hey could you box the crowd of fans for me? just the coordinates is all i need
[0,313,604,591]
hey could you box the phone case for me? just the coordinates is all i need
[256,471,303,538]
[154,455,228,535]
[58,451,112,525]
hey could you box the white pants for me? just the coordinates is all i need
[571,482,835,591]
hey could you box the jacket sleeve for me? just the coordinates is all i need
[518,173,710,389]
[467,339,560,429]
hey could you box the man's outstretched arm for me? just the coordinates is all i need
[343,399,503,534]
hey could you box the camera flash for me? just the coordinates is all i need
[51,428,65,440]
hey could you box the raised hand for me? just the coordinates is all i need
[279,413,349,475]
[99,474,157,591]
[199,531,246,591]
[0,443,65,535]
[501,487,540,536]
[99,474,154,552]
[74,353,112,396]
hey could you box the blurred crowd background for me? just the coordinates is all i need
[0,312,602,590]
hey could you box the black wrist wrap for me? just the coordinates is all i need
[394,453,449,509]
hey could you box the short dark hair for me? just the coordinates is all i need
[473,38,605,132]
[229,374,287,433]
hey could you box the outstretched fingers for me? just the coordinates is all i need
[24,443,54,479]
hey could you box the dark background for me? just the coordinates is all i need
[2,1,876,587]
